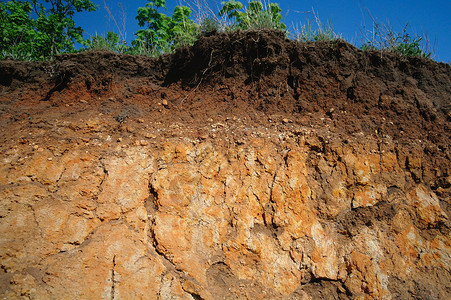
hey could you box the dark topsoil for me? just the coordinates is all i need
[1,29,450,141]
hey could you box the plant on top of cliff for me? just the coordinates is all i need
[218,0,287,32]
[0,0,96,60]
[132,0,198,56]
[82,31,129,53]
[360,20,432,58]
[291,8,339,42]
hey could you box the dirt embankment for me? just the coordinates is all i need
[0,30,450,299]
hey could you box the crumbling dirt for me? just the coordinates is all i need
[0,30,450,299]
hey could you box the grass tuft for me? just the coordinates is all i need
[291,8,339,42]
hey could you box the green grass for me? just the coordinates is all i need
[291,8,338,42]
[83,32,128,53]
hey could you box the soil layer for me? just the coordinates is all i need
[0,30,450,299]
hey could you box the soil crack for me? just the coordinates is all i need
[111,255,116,300]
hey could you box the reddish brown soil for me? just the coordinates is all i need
[0,29,450,298]
[1,30,449,191]
[2,30,450,140]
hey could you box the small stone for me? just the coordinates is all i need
[182,280,201,296]
[79,100,87,103]
[117,138,123,142]
[140,140,149,146]
[282,118,291,124]
[137,119,144,123]
[47,157,53,161]
[162,99,168,106]
[144,133,156,139]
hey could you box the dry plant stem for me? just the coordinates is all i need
[182,0,232,30]
[103,0,127,41]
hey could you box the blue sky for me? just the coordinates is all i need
[74,1,451,63]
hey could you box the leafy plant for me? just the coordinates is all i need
[133,0,198,55]
[361,20,431,58]
[34,0,97,56]
[0,1,38,60]
[218,0,286,31]
[0,0,96,60]
[392,26,428,57]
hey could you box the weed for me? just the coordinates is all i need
[291,8,338,42]
[360,12,432,58]
[84,32,129,53]
[125,40,158,57]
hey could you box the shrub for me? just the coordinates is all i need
[218,0,286,31]
[132,0,198,55]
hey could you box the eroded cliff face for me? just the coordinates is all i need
[0,30,450,299]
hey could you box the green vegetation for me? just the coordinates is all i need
[361,22,431,58]
[199,17,221,35]
[0,0,96,60]
[0,0,436,60]
[133,0,198,55]
[83,31,128,53]
[292,9,337,42]
[218,0,286,31]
